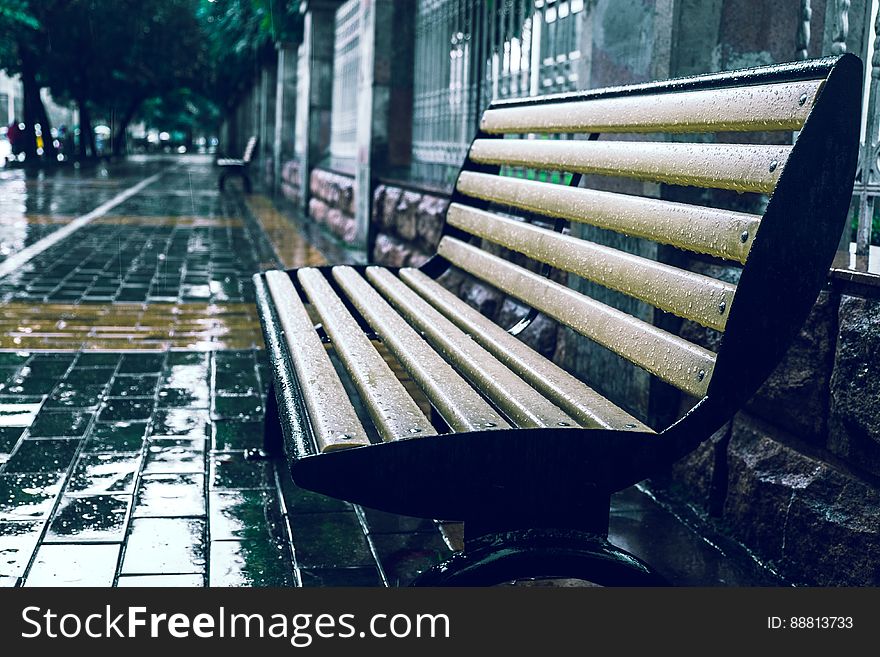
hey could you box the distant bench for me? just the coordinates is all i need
[217,136,257,193]
[254,54,861,586]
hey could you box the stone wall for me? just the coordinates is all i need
[280,159,303,206]
[307,167,358,246]
[661,290,880,585]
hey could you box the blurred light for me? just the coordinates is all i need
[36,148,43,155]
[159,132,170,141]
[52,140,60,148]
[177,145,187,153]
[57,154,65,162]
[17,153,25,161]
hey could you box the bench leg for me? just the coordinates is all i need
[410,529,667,587]
[218,172,227,191]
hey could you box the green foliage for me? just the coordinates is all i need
[198,0,303,111]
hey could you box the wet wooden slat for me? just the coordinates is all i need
[447,203,736,331]
[437,237,717,398]
[263,270,370,452]
[480,79,822,135]
[332,266,510,433]
[366,266,576,429]
[455,171,759,263]
[298,268,437,441]
[399,268,652,432]
[467,139,789,194]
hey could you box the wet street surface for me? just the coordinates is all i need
[0,155,780,587]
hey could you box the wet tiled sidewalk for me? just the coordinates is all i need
[0,155,779,588]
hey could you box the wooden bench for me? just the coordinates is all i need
[253,54,862,586]
[217,136,257,193]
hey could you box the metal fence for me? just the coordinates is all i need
[329,0,363,167]
[409,0,589,189]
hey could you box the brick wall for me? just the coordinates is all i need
[307,168,359,246]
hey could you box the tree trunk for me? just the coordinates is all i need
[112,97,143,157]
[18,46,40,163]
[34,93,58,163]
[78,98,96,159]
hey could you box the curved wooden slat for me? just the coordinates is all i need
[480,79,822,135]
[446,203,736,331]
[399,268,653,432]
[332,266,511,433]
[437,237,716,398]
[263,270,370,452]
[468,139,789,193]
[455,171,759,263]
[297,268,437,441]
[366,266,576,429]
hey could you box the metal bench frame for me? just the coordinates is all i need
[218,136,257,193]
[254,54,862,586]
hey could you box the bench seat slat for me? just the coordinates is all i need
[332,266,511,433]
[468,139,789,194]
[447,203,736,331]
[455,171,759,263]
[479,79,821,135]
[438,237,716,398]
[263,271,371,452]
[399,268,653,432]
[366,266,577,429]
[297,268,437,442]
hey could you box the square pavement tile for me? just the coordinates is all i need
[209,453,272,490]
[25,410,92,438]
[0,473,64,520]
[97,398,154,422]
[212,421,264,452]
[133,473,205,518]
[120,517,206,575]
[75,353,122,368]
[117,574,204,587]
[0,520,44,577]
[107,375,159,399]
[150,409,210,440]
[209,539,295,587]
[0,401,42,429]
[44,383,106,410]
[44,494,132,543]
[208,490,285,541]
[117,353,165,375]
[24,543,120,587]
[3,439,80,474]
[66,453,142,495]
[82,421,148,453]
[212,395,264,421]
[287,511,375,569]
[142,440,205,475]
[0,427,25,455]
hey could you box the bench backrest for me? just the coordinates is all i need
[243,136,257,163]
[420,54,861,470]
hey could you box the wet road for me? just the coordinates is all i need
[0,154,780,588]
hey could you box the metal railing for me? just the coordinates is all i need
[410,0,589,189]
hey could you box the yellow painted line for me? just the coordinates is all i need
[245,194,327,269]
[92,215,242,227]
[0,301,264,352]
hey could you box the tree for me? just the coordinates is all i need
[0,1,59,164]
